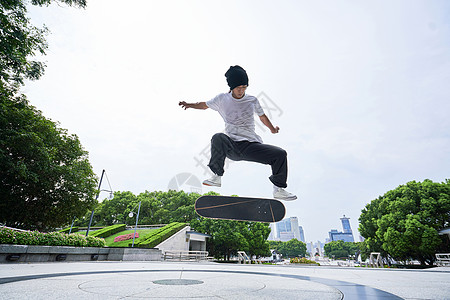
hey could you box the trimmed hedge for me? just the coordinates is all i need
[0,227,105,247]
[134,222,186,248]
[89,224,126,238]
[59,227,78,234]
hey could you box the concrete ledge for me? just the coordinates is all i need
[27,245,51,254]
[0,244,162,263]
[0,244,28,254]
[107,247,162,261]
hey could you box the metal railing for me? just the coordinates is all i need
[237,251,251,264]
[163,250,209,261]
[369,252,382,268]
[436,253,450,266]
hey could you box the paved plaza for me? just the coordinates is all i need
[0,261,449,299]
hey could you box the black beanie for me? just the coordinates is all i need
[225,65,249,90]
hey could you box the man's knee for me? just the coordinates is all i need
[211,133,228,144]
[275,148,287,159]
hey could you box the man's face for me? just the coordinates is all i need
[232,85,248,99]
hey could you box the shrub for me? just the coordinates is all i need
[0,227,105,247]
[290,257,320,265]
[89,224,126,238]
[85,235,107,247]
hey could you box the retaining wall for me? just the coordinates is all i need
[156,226,191,253]
[0,244,162,263]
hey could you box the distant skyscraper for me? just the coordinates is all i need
[290,217,301,241]
[269,217,304,242]
[276,218,291,234]
[341,215,352,234]
[280,231,295,242]
[328,215,355,243]
[299,226,305,243]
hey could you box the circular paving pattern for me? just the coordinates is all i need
[0,268,402,299]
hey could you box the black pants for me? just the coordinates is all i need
[207,133,288,188]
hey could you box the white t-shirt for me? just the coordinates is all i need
[206,92,265,143]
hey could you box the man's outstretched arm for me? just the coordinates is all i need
[179,101,208,110]
[259,114,280,134]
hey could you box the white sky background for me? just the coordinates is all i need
[24,0,450,243]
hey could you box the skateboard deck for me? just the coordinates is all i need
[195,195,285,223]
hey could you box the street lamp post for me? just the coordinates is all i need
[86,169,113,236]
[68,217,76,234]
[129,201,141,248]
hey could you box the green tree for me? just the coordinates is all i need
[324,240,360,259]
[277,238,307,258]
[268,239,307,258]
[89,191,137,226]
[0,95,97,230]
[243,222,271,258]
[157,190,198,223]
[1,0,93,230]
[359,179,450,265]
[1,0,86,94]
[267,240,282,251]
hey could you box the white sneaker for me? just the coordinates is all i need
[203,174,221,187]
[273,186,297,201]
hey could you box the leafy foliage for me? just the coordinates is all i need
[243,222,271,258]
[0,95,97,230]
[0,226,105,247]
[0,0,86,93]
[290,257,319,265]
[358,179,450,265]
[1,1,97,231]
[323,240,360,259]
[268,239,307,258]
[1,0,47,92]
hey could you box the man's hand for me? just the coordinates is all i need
[178,101,208,110]
[271,126,280,134]
[179,101,190,110]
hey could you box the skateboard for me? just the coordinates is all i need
[195,195,285,223]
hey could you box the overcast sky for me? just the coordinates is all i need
[25,0,450,243]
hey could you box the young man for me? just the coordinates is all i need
[179,65,297,201]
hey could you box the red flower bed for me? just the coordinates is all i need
[114,232,139,243]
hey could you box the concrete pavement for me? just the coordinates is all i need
[1,261,449,299]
